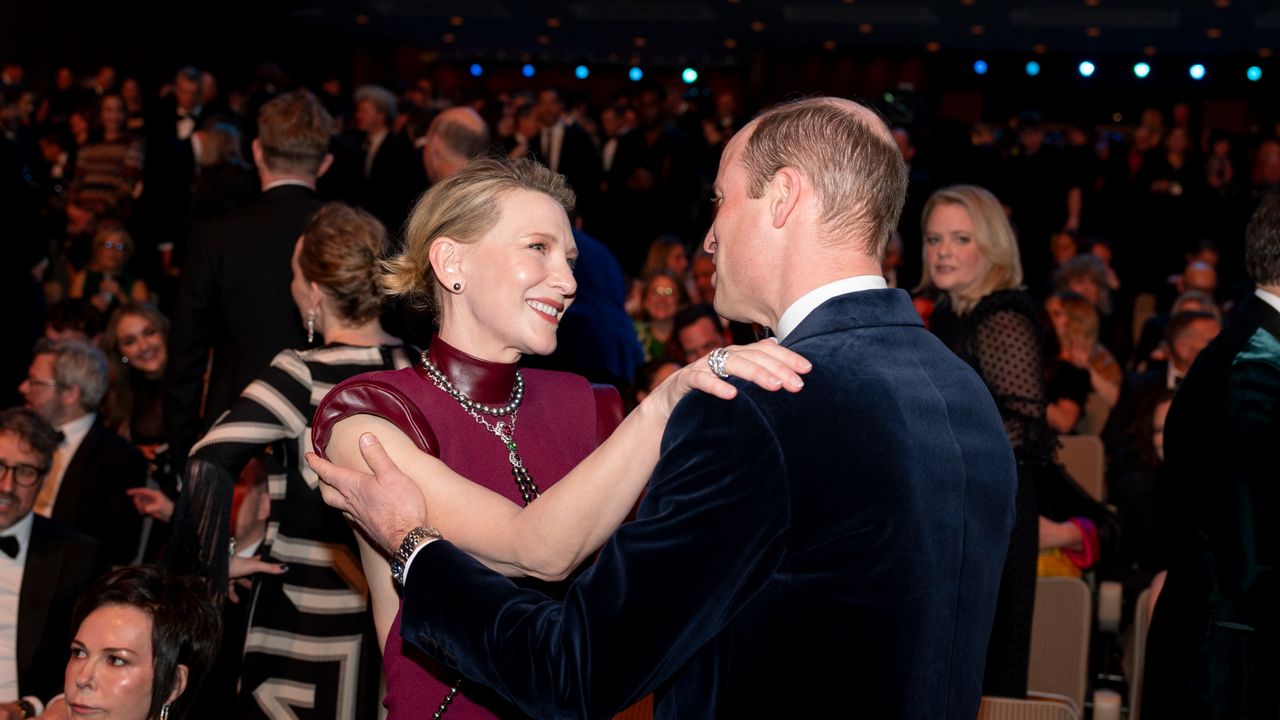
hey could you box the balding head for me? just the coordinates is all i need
[737,97,906,259]
[1179,260,1217,295]
[423,107,491,182]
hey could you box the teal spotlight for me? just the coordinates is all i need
[1025,61,1040,77]
[629,66,644,81]
[681,67,698,84]
[1133,62,1151,79]
[1248,65,1263,82]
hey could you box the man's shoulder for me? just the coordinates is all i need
[29,514,103,555]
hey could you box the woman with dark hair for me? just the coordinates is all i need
[52,565,220,720]
[67,94,143,219]
[168,202,411,718]
[632,269,687,362]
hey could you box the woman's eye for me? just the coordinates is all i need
[529,242,547,252]
[954,235,971,244]
[925,236,940,246]
[108,655,127,667]
[70,647,86,659]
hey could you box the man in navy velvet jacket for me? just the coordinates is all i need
[316,97,1016,718]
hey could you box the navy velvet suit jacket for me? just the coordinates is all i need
[401,289,1016,718]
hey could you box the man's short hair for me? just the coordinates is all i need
[739,98,907,259]
[1167,310,1219,344]
[673,304,721,337]
[0,407,64,469]
[257,91,332,176]
[1246,192,1280,286]
[430,108,491,161]
[355,84,398,123]
[175,65,203,85]
[33,338,109,411]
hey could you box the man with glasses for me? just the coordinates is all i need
[0,407,109,716]
[17,339,143,565]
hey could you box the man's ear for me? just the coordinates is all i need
[251,139,264,170]
[769,167,803,230]
[316,152,334,179]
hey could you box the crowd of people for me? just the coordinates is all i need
[0,57,1276,718]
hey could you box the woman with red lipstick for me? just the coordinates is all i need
[309,157,807,718]
[53,565,219,720]
[166,202,409,719]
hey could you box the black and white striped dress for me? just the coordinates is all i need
[179,343,412,720]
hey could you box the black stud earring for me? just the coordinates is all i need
[453,282,462,291]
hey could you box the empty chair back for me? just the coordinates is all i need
[1028,577,1092,712]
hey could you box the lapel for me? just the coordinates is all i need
[1256,294,1280,346]
[17,517,63,677]
[781,288,924,349]
[52,417,102,526]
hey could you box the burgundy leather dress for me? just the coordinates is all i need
[313,337,622,719]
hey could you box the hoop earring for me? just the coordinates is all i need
[452,282,462,292]
[306,308,317,344]
[120,355,129,365]
[160,705,170,720]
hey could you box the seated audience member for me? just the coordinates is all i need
[631,270,687,363]
[691,246,716,306]
[45,564,221,720]
[17,339,145,564]
[1053,253,1118,354]
[673,304,728,363]
[67,222,149,315]
[628,235,692,314]
[1087,238,1122,293]
[0,408,109,716]
[42,300,102,344]
[1044,292,1122,434]
[629,358,682,410]
[1132,289,1221,371]
[1102,309,1221,476]
[1159,258,1218,310]
[1049,230,1081,270]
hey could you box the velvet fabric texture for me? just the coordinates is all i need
[399,289,1018,719]
[312,336,618,719]
[1143,294,1280,718]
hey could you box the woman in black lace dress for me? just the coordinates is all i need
[919,185,1115,697]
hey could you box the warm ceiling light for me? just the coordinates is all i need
[536,34,551,45]
[926,41,942,52]
[1260,48,1274,58]
[449,16,464,26]
[1144,45,1158,56]
[822,40,838,50]
[354,14,369,24]
[1214,0,1230,6]
[960,0,976,6]
[1033,43,1048,54]
[859,23,874,34]
[633,36,647,47]
[442,33,456,43]
[970,24,985,35]
[843,0,855,4]
[751,20,766,31]
[1084,0,1100,6]
[1085,26,1102,37]
[1206,28,1223,39]
[723,38,739,49]
[546,17,562,28]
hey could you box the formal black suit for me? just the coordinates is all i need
[533,122,601,221]
[400,289,1017,718]
[48,415,146,566]
[1143,293,1280,718]
[14,516,109,701]
[166,185,320,462]
[357,131,424,235]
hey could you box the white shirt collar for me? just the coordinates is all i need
[0,512,34,564]
[262,178,315,192]
[775,275,888,342]
[57,412,96,446]
[1255,287,1280,316]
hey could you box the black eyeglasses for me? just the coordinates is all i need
[0,461,45,487]
[101,240,127,251]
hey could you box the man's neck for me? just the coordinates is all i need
[259,171,316,191]
[56,409,90,429]
[768,255,883,330]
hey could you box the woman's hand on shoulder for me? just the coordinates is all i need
[641,339,811,420]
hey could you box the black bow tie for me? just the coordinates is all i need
[0,535,18,559]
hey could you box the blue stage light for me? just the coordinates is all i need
[681,67,699,84]
[1189,63,1206,80]
[1133,62,1150,79]
[469,63,483,78]
[973,59,989,75]
[1248,65,1263,82]
[575,65,589,80]
[1025,61,1041,77]
[629,66,644,81]
[1079,60,1096,77]
[521,63,536,78]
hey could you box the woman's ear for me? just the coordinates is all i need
[429,237,465,293]
[309,280,324,309]
[165,664,189,707]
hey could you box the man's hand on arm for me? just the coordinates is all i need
[307,432,428,557]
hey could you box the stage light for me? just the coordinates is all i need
[521,63,536,78]
[1025,61,1041,77]
[1078,60,1096,77]
[575,65,589,80]
[973,59,989,75]
[681,67,699,84]
[1247,65,1263,81]
[629,66,644,81]
[1189,63,1206,80]
[469,63,483,78]
[1133,62,1151,78]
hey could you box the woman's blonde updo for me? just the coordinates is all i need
[382,156,575,318]
[298,202,389,325]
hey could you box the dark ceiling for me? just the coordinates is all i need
[294,0,1280,68]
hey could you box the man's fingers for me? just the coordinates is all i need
[357,432,400,477]
[744,338,813,373]
[725,348,805,392]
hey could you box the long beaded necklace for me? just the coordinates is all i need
[420,352,542,716]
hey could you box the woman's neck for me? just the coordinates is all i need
[322,318,398,348]
[436,315,522,364]
[426,335,519,405]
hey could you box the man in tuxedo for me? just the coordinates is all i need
[314,97,1017,718]
[144,66,205,280]
[0,407,109,716]
[166,91,332,463]
[353,84,424,232]
[16,339,140,566]
[532,88,600,220]
[1143,193,1280,717]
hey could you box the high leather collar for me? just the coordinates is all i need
[420,336,519,405]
